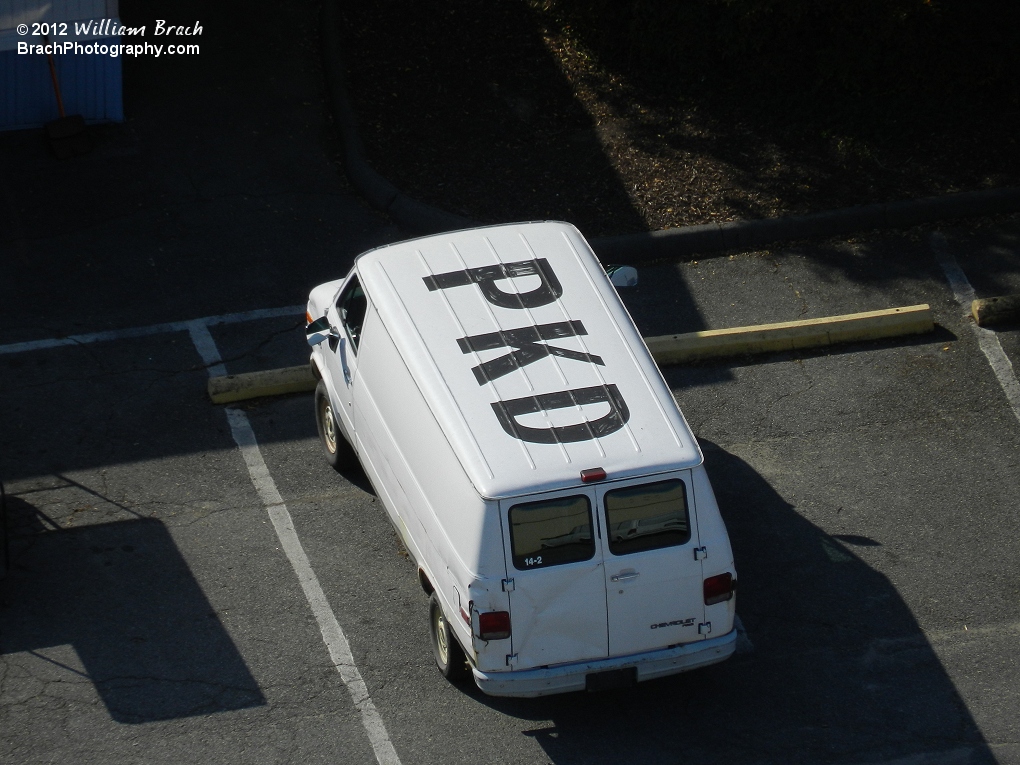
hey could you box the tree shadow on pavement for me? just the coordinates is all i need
[337,0,650,238]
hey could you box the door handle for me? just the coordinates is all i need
[610,571,640,582]
[343,367,352,386]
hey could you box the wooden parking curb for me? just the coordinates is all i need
[972,294,1020,327]
[207,305,934,403]
[644,304,934,366]
[208,365,316,404]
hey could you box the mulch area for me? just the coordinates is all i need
[335,0,1020,238]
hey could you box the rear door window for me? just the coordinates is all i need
[508,495,595,570]
[604,479,690,555]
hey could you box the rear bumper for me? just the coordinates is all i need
[472,628,737,698]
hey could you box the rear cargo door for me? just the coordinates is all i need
[500,490,609,669]
[597,475,706,656]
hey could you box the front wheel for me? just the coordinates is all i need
[429,593,469,681]
[315,380,356,471]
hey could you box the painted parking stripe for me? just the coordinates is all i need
[0,305,304,356]
[187,327,402,765]
[931,232,1020,426]
[188,321,228,378]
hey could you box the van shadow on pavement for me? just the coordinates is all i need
[0,503,265,724]
[468,441,992,765]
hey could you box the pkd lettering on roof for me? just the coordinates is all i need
[423,258,631,444]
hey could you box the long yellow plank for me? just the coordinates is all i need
[971,295,1020,327]
[208,365,316,404]
[645,304,933,365]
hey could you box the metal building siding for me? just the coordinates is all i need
[1,47,122,129]
[0,0,123,130]
[1,0,111,27]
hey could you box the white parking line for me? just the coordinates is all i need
[187,321,228,378]
[188,329,402,765]
[0,305,304,356]
[931,232,1020,426]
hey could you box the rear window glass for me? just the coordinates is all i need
[604,479,690,555]
[508,495,594,570]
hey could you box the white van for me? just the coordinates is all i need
[305,221,737,696]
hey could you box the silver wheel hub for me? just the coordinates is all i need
[322,402,337,454]
[435,611,449,664]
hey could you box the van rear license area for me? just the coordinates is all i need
[585,666,637,692]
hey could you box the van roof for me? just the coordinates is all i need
[356,221,702,500]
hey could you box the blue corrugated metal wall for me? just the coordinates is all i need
[1,47,123,130]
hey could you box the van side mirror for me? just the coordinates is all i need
[605,265,638,288]
[306,316,337,347]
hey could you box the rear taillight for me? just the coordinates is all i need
[704,573,735,605]
[477,611,511,640]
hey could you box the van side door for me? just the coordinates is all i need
[322,274,369,439]
[499,490,609,670]
[597,474,706,656]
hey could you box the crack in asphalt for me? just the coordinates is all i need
[1,319,302,396]
[789,277,811,317]
[0,365,188,396]
[762,360,816,428]
[208,319,305,373]
[2,316,303,395]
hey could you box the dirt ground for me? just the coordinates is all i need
[336,0,1020,237]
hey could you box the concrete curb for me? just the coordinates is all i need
[591,189,1020,265]
[318,1,1020,255]
[972,294,1020,327]
[209,305,934,403]
[644,305,933,365]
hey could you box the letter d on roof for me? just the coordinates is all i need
[423,258,563,310]
[491,385,630,444]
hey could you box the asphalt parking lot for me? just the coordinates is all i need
[3,0,1020,760]
[2,221,1020,765]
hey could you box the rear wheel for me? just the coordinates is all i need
[315,380,356,471]
[429,593,469,681]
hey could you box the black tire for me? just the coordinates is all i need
[315,380,356,471]
[429,592,469,681]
